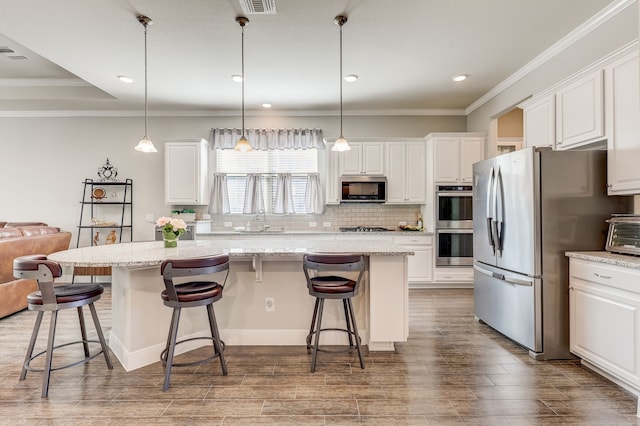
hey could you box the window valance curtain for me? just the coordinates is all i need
[210,128,324,150]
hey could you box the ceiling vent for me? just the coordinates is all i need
[239,0,276,14]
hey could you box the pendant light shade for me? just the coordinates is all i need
[234,16,253,152]
[332,15,350,152]
[134,15,157,153]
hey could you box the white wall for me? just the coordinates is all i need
[0,114,465,246]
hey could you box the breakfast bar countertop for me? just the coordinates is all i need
[49,239,414,268]
[565,251,640,270]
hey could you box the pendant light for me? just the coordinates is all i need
[134,15,157,153]
[332,15,351,152]
[234,16,253,152]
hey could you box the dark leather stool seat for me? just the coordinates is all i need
[13,254,113,398]
[160,254,230,391]
[303,253,366,372]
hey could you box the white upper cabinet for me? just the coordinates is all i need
[555,70,604,150]
[164,139,209,205]
[340,142,384,175]
[522,94,555,149]
[431,136,485,183]
[459,138,485,183]
[433,137,459,182]
[385,141,426,204]
[605,50,640,195]
[325,142,341,205]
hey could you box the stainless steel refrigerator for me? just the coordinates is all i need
[473,147,629,360]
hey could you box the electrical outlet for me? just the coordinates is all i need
[145,213,154,222]
[265,297,275,312]
[323,222,331,228]
[399,221,407,226]
[202,214,212,220]
[309,222,317,228]
[224,222,233,227]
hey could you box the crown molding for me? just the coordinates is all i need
[0,108,466,118]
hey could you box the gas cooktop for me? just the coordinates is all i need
[339,226,390,232]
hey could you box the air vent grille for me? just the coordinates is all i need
[239,0,276,14]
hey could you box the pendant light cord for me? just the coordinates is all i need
[241,23,245,139]
[143,22,149,139]
[339,22,343,138]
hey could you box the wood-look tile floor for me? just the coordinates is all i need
[1,287,639,425]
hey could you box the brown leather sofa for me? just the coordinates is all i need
[0,224,72,318]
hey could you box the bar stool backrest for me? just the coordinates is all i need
[161,254,230,302]
[303,253,365,293]
[13,254,63,307]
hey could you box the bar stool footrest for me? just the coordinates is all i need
[306,327,362,354]
[24,340,107,374]
[160,336,226,368]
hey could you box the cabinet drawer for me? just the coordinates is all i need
[570,258,640,293]
[435,268,473,282]
[394,234,432,245]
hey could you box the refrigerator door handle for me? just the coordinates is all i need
[474,264,503,280]
[486,167,495,252]
[495,165,504,254]
[503,274,534,287]
[491,165,503,255]
[474,264,534,287]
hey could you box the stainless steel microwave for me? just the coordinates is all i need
[340,175,387,203]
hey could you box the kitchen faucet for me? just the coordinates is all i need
[256,209,269,231]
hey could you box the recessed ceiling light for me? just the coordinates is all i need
[262,103,272,108]
[344,74,358,82]
[117,75,134,83]
[231,74,243,83]
[453,74,469,82]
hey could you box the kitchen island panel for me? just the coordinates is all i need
[49,240,409,371]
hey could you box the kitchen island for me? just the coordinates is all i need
[49,238,412,371]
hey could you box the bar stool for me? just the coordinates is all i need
[13,254,113,398]
[160,254,229,391]
[303,253,365,372]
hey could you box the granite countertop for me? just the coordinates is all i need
[566,251,640,270]
[199,230,434,236]
[49,240,414,268]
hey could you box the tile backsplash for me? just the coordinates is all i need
[204,204,423,232]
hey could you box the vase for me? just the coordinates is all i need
[162,230,180,248]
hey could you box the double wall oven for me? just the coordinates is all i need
[435,185,473,266]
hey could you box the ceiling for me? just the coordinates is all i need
[0,0,617,116]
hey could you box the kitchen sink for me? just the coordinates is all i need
[233,226,285,234]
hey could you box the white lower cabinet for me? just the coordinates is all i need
[434,267,473,285]
[569,257,640,400]
[394,234,433,285]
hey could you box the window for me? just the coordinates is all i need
[216,149,318,214]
